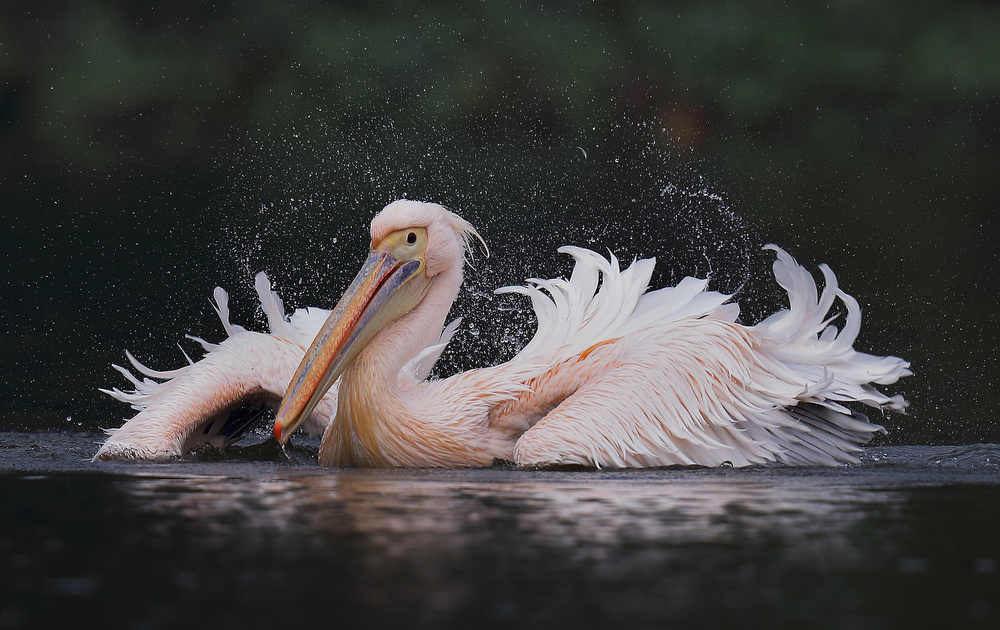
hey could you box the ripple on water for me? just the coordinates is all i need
[1,432,998,629]
[860,444,1000,470]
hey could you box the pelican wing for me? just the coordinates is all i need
[501,246,908,468]
[97,272,460,461]
[495,247,736,369]
[96,275,324,460]
[489,247,736,434]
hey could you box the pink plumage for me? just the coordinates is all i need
[97,200,910,467]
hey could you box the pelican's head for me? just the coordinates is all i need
[273,200,485,444]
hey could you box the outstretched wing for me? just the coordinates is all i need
[96,272,460,461]
[502,246,909,468]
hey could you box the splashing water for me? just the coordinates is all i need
[211,117,773,375]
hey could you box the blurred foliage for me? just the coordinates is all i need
[3,1,997,175]
[1,0,998,444]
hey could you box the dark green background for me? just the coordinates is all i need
[2,1,997,444]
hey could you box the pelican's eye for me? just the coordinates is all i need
[381,227,426,259]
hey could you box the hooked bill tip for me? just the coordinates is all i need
[273,422,282,443]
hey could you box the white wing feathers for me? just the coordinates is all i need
[407,317,463,380]
[100,276,299,415]
[97,273,460,460]
[497,245,735,367]
[502,244,909,468]
[754,245,911,413]
[253,272,296,341]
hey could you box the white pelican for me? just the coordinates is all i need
[98,200,910,467]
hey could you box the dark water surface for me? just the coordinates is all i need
[2,433,997,629]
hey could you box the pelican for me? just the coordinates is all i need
[98,200,910,467]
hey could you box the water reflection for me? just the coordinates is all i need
[3,436,998,628]
[119,470,903,572]
[2,459,998,629]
